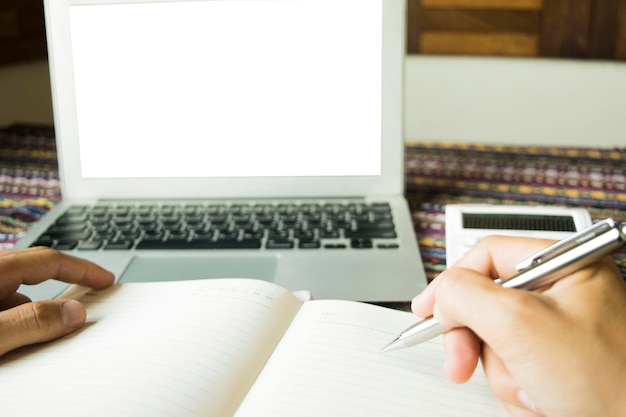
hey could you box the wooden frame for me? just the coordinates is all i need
[407,0,626,60]
[0,0,47,66]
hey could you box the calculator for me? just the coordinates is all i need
[445,204,593,267]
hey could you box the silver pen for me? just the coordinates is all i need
[381,218,626,353]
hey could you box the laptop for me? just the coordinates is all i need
[15,0,427,302]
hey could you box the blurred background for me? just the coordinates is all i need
[1,0,625,146]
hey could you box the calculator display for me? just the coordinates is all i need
[462,214,577,232]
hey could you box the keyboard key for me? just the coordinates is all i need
[214,238,263,249]
[136,238,262,249]
[55,241,78,251]
[344,229,397,239]
[266,239,294,249]
[78,241,104,250]
[319,229,339,239]
[324,243,347,249]
[351,238,373,249]
[31,237,54,248]
[298,239,321,249]
[47,224,88,234]
[105,240,134,250]
[377,243,399,249]
[44,231,92,241]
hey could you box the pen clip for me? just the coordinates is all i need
[514,218,618,271]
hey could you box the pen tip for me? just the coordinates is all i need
[379,338,404,353]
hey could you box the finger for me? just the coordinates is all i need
[481,343,536,412]
[433,265,553,355]
[411,274,443,318]
[441,327,480,383]
[0,247,114,297]
[0,299,86,356]
[412,236,554,320]
[440,296,543,413]
[455,235,556,280]
[0,292,31,310]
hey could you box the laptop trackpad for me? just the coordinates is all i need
[119,255,279,283]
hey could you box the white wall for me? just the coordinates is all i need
[1,57,625,147]
[0,60,53,127]
[404,56,626,147]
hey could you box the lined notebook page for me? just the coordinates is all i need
[0,279,301,417]
[235,299,508,417]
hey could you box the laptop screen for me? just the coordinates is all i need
[45,0,404,199]
[68,0,382,179]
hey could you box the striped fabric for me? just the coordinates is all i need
[1,126,60,249]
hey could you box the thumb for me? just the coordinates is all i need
[0,299,86,356]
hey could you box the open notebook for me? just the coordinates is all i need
[15,0,427,302]
[0,279,508,417]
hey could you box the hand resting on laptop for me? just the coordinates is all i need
[0,247,114,356]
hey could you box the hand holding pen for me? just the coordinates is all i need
[392,219,626,416]
[382,219,626,352]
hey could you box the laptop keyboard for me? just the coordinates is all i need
[31,202,400,251]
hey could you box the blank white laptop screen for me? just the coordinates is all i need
[68,0,382,179]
